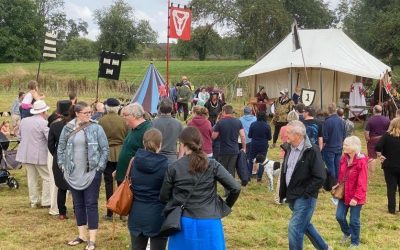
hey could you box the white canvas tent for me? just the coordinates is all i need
[238,29,391,109]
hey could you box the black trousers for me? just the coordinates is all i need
[104,161,117,217]
[130,233,167,250]
[218,154,238,195]
[273,122,288,144]
[383,167,400,213]
[177,102,189,120]
[57,188,67,216]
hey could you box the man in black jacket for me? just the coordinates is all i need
[279,120,332,250]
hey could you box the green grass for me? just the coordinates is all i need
[0,60,253,101]
[1,115,400,249]
[1,60,400,249]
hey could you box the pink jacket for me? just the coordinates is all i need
[338,153,368,205]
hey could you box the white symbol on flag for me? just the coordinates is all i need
[172,9,190,36]
[301,88,316,106]
[106,68,114,75]
[112,59,120,66]
[103,58,111,64]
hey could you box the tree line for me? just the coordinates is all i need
[1,0,399,64]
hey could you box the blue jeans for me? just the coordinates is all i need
[322,150,342,181]
[335,200,362,246]
[288,197,328,250]
[70,171,102,229]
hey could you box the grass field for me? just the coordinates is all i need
[1,61,400,249]
[1,112,400,250]
[0,60,253,103]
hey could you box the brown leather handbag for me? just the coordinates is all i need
[331,169,349,200]
[331,182,345,199]
[106,158,134,216]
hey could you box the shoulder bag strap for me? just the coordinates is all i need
[67,122,92,141]
[125,157,135,180]
[181,169,208,209]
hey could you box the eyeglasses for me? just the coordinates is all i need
[79,111,91,115]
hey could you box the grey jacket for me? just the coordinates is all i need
[160,156,241,219]
[57,119,109,175]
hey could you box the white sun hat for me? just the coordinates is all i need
[30,100,50,115]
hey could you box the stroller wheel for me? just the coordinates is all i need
[7,177,19,189]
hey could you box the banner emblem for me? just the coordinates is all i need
[301,88,316,106]
[169,6,192,40]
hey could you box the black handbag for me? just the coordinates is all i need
[159,171,206,237]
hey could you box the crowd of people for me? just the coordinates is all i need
[5,79,400,249]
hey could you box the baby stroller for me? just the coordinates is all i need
[0,133,21,189]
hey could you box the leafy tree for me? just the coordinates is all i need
[174,40,193,59]
[190,25,222,60]
[94,0,157,56]
[343,0,400,64]
[0,0,44,62]
[235,0,291,59]
[284,0,335,28]
[60,37,97,60]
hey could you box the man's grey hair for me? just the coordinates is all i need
[288,120,306,136]
[105,105,120,114]
[373,105,382,115]
[123,102,145,118]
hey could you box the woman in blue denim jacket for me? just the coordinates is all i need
[57,101,109,250]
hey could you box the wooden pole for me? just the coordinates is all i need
[36,57,43,82]
[290,63,293,96]
[320,64,323,109]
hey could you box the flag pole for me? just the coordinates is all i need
[166,0,171,96]
[293,21,310,89]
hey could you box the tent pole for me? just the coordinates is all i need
[166,0,171,96]
[300,46,310,89]
[290,63,293,97]
[320,64,322,109]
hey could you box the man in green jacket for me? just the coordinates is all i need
[177,82,192,121]
[116,103,152,185]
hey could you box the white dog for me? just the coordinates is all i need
[254,156,281,191]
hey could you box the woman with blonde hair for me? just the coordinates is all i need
[335,136,368,247]
[376,117,400,214]
[20,80,45,119]
[128,128,169,250]
[274,110,298,204]
[187,106,213,157]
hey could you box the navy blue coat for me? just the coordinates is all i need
[128,148,168,237]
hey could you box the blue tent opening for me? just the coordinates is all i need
[131,63,165,114]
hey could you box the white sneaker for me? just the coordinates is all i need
[331,197,339,206]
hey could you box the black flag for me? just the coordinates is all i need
[43,31,57,58]
[292,21,301,51]
[98,51,124,80]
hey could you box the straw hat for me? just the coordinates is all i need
[30,100,50,115]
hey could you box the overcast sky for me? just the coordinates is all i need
[65,0,340,43]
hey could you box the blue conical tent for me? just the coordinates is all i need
[131,63,165,114]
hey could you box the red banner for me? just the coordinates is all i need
[168,6,192,41]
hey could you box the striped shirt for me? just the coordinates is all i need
[286,140,305,187]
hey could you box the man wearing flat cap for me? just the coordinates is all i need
[98,98,128,220]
